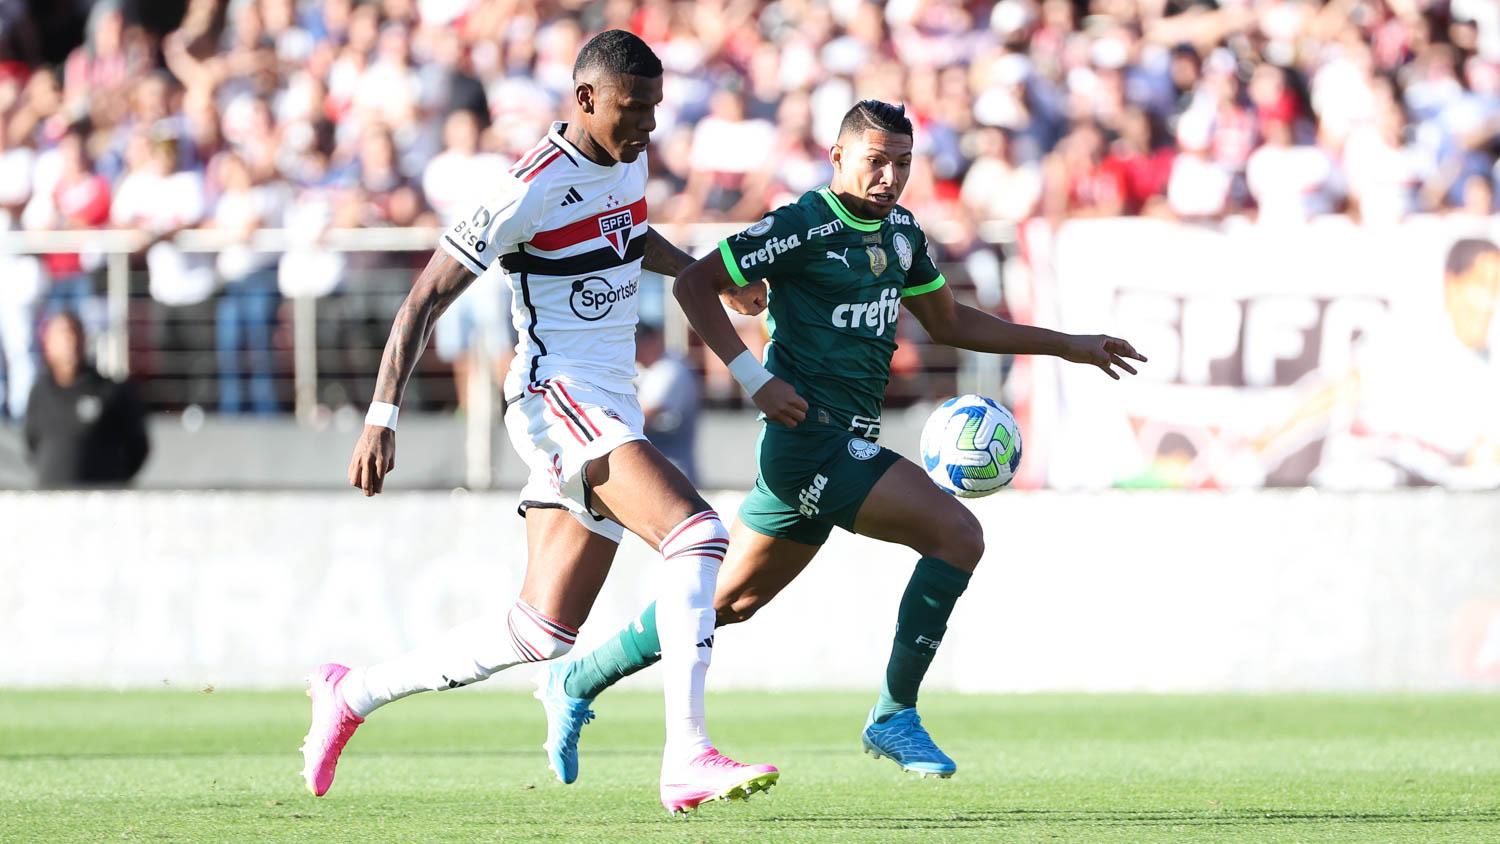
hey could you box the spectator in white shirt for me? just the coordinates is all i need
[0,121,37,419]
[961,126,1042,223]
[210,151,284,414]
[1166,110,1232,221]
[1245,118,1337,224]
[352,23,421,141]
[423,109,513,408]
[111,135,213,307]
[636,324,699,484]
[421,109,507,225]
[1343,98,1419,224]
[681,89,776,220]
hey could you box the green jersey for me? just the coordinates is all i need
[716,188,946,438]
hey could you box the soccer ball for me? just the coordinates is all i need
[919,395,1022,497]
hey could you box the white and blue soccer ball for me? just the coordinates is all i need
[919,395,1022,498]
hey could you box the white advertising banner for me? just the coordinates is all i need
[2,490,1498,692]
[1027,216,1500,490]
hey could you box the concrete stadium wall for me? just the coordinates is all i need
[0,410,932,490]
[2,490,1498,692]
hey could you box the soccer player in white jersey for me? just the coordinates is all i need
[300,31,799,814]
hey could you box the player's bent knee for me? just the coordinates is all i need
[662,509,730,558]
[928,509,985,570]
[507,600,578,662]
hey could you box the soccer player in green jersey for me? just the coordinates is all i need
[534,100,1145,781]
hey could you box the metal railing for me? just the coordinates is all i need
[0,223,1017,486]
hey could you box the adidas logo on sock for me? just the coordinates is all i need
[560,187,583,207]
[696,635,715,649]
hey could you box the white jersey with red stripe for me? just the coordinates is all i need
[438,121,648,398]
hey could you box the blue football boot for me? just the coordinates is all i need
[533,661,596,784]
[861,707,957,778]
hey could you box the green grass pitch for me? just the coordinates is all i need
[2,690,1498,842]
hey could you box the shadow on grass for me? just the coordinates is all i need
[0,748,659,762]
[3,745,877,762]
[755,808,1500,830]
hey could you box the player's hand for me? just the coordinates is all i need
[720,281,768,316]
[752,376,808,427]
[1061,335,1147,380]
[348,425,396,496]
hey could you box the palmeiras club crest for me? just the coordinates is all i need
[600,209,634,258]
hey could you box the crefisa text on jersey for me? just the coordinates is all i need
[832,287,900,334]
[738,233,801,272]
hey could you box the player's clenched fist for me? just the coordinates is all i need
[751,376,808,427]
[720,281,768,316]
[348,426,396,496]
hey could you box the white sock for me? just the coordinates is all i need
[339,599,577,717]
[655,510,727,765]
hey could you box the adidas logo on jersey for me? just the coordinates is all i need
[560,187,584,207]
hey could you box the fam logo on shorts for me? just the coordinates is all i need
[599,209,634,258]
[848,438,880,460]
[570,275,639,321]
[893,232,913,272]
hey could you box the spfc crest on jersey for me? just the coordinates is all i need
[866,244,888,275]
[600,209,634,258]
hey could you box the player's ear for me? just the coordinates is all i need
[575,82,596,115]
[829,143,843,171]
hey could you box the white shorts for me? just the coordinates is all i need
[504,377,647,543]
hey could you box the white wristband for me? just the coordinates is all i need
[727,350,773,397]
[365,401,399,430]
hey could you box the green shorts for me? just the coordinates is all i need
[737,417,901,546]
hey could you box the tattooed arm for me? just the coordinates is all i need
[643,226,768,316]
[348,251,475,495]
[641,227,695,277]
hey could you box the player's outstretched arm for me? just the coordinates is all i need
[643,227,765,315]
[904,282,1146,380]
[348,251,476,496]
[641,227,695,276]
[673,254,806,425]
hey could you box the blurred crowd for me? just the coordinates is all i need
[0,0,1496,431]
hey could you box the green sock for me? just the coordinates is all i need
[562,602,662,700]
[874,556,971,723]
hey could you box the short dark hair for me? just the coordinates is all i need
[838,99,913,140]
[1446,237,1499,277]
[573,29,663,81]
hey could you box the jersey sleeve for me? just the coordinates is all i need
[901,225,947,298]
[438,174,541,276]
[715,204,812,287]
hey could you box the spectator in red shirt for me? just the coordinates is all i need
[1101,107,1175,216]
[1042,121,1124,218]
[26,129,110,331]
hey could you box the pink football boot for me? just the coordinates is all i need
[299,663,365,796]
[660,748,779,814]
